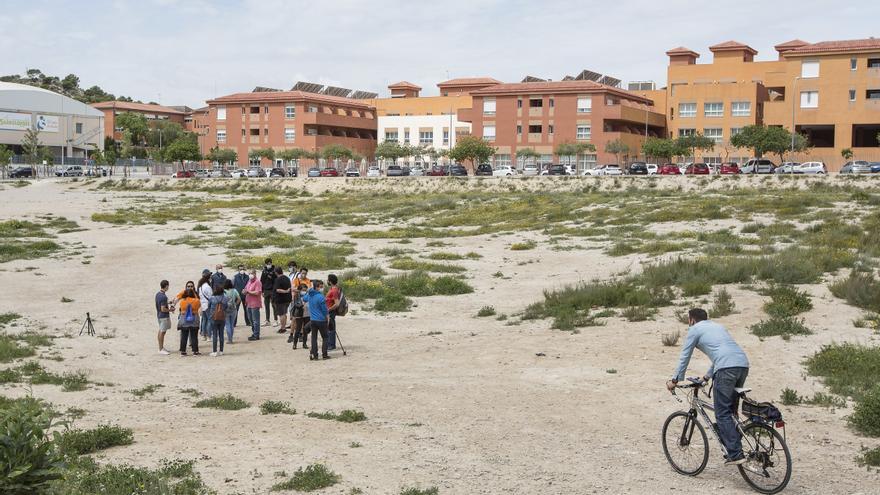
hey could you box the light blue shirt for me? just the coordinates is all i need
[673,320,749,381]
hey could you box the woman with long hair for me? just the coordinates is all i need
[197,270,212,341]
[223,279,241,343]
[176,282,201,356]
[206,285,229,357]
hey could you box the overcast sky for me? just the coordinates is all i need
[1,0,876,107]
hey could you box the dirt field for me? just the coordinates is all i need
[1,176,878,494]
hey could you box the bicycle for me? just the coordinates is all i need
[662,377,792,494]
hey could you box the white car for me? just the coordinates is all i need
[492,165,518,176]
[230,169,248,178]
[646,163,658,175]
[194,169,210,178]
[367,166,381,177]
[795,161,827,174]
[522,163,539,176]
[583,164,622,176]
[410,166,425,176]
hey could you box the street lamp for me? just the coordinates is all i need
[789,76,801,174]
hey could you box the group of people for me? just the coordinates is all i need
[154,258,345,361]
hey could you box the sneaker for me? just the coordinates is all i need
[277,328,287,334]
[322,355,331,360]
[159,349,170,355]
[287,334,294,343]
[209,352,218,357]
[327,346,336,351]
[724,454,747,466]
[218,351,224,356]
[193,351,201,356]
[180,352,188,356]
[248,335,260,341]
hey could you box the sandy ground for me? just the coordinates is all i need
[1,177,878,495]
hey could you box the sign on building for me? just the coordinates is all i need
[0,111,31,131]
[35,115,59,133]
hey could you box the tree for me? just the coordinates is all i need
[555,142,596,171]
[374,141,404,166]
[0,144,12,179]
[248,148,275,165]
[277,148,306,169]
[115,112,149,146]
[448,136,495,170]
[163,136,201,163]
[321,144,353,165]
[206,147,238,166]
[675,133,715,161]
[21,127,42,167]
[642,137,685,162]
[515,147,540,168]
[841,148,853,161]
[604,139,631,165]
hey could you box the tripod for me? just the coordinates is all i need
[80,312,96,336]
[335,329,347,356]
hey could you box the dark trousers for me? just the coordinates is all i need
[310,320,328,358]
[714,367,749,459]
[238,290,250,325]
[327,312,336,349]
[293,317,310,347]
[211,320,225,353]
[179,327,198,353]
[263,292,274,321]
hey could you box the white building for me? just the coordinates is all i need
[377,114,471,164]
[0,81,104,161]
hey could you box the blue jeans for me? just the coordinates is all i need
[247,307,260,338]
[327,312,336,349]
[199,311,210,338]
[714,367,749,459]
[211,320,225,353]
[225,312,236,342]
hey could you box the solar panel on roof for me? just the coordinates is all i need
[291,81,325,94]
[350,91,378,99]
[252,86,281,92]
[562,75,575,81]
[521,75,546,83]
[323,86,352,97]
[598,76,621,88]
[575,70,602,82]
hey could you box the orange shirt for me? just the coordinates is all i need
[293,276,311,292]
[177,296,200,316]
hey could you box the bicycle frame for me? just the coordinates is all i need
[673,382,760,458]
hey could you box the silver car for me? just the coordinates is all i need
[843,160,872,174]
[246,167,266,178]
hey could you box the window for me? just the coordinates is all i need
[801,60,819,78]
[577,97,592,113]
[549,98,554,108]
[419,131,433,144]
[851,58,858,70]
[264,105,269,115]
[249,128,260,136]
[731,101,751,117]
[850,89,857,102]
[678,128,696,137]
[529,98,543,108]
[285,105,295,119]
[264,128,270,135]
[404,129,410,141]
[704,102,723,117]
[217,105,226,120]
[704,128,723,144]
[443,130,449,144]
[579,154,597,168]
[250,106,260,114]
[75,122,83,134]
[867,90,880,100]
[284,128,295,141]
[678,103,696,118]
[548,125,554,134]
[869,58,880,68]
[730,127,743,137]
[483,99,496,115]
[516,125,522,135]
[307,105,318,113]
[241,128,245,137]
[384,131,398,142]
[483,125,496,140]
[495,154,511,167]
[517,99,522,108]
[800,91,819,108]
[576,125,591,140]
[216,130,226,143]
[528,124,542,133]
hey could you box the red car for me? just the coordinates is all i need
[173,170,194,178]
[658,163,681,175]
[719,162,741,174]
[427,165,449,176]
[685,163,711,175]
[319,168,339,177]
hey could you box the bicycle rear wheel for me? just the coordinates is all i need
[737,422,792,494]
[662,411,709,476]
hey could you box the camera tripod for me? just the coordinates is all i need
[80,312,96,336]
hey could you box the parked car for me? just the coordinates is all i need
[427,165,448,176]
[320,167,339,177]
[795,161,827,174]
[386,165,405,177]
[286,167,298,177]
[547,164,568,175]
[657,163,680,175]
[84,166,107,177]
[247,167,266,178]
[685,163,711,175]
[522,163,539,176]
[10,166,36,178]
[719,162,741,175]
[842,160,873,174]
[583,164,622,176]
[229,169,247,178]
[172,170,193,178]
[193,169,210,178]
[493,165,518,176]
[345,167,360,177]
[55,165,83,177]
[409,166,425,176]
[307,167,321,177]
[741,158,776,174]
[475,163,493,176]
[449,164,468,176]
[627,162,648,175]
[871,162,880,174]
[269,167,286,177]
[775,162,800,174]
[646,163,659,175]
[367,166,381,177]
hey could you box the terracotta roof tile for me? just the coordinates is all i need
[786,38,880,55]
[91,100,185,114]
[665,46,700,57]
[709,40,758,54]
[469,80,653,104]
[388,81,421,90]
[437,77,502,87]
[774,39,810,51]
[206,90,375,109]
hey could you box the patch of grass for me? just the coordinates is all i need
[342,264,387,280]
[805,392,847,408]
[849,385,880,437]
[750,317,811,339]
[0,312,22,327]
[805,343,880,401]
[400,488,439,495]
[661,331,680,347]
[709,288,736,317]
[373,291,413,312]
[56,424,134,456]
[130,384,164,398]
[389,257,466,274]
[228,243,356,271]
[260,400,296,415]
[270,464,340,492]
[853,313,880,332]
[193,394,250,410]
[476,306,496,317]
[375,247,414,257]
[621,306,657,322]
[829,272,880,313]
[385,271,473,297]
[762,285,813,318]
[55,457,212,495]
[0,335,37,362]
[426,251,465,260]
[191,224,209,231]
[510,240,537,251]
[306,409,366,423]
[857,446,880,467]
[780,388,803,405]
[0,239,62,263]
[425,240,451,248]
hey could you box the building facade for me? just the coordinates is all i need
[91,100,186,141]
[203,90,377,167]
[664,38,880,168]
[460,80,665,169]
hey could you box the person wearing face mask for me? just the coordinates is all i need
[210,264,227,290]
[233,264,250,327]
[176,282,201,356]
[290,283,309,348]
[197,269,213,341]
[260,258,277,326]
[243,268,263,340]
[287,260,298,281]
[295,267,311,295]
[303,280,329,361]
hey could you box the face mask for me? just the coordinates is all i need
[249,274,256,280]
[217,269,223,273]
[239,270,245,275]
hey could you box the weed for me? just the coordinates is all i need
[849,385,880,437]
[762,285,813,318]
[830,272,880,313]
[271,464,340,492]
[0,312,22,327]
[349,442,362,448]
[192,224,209,231]
[0,397,65,492]
[373,292,413,312]
[780,388,803,405]
[389,257,466,274]
[621,306,657,322]
[750,317,811,338]
[606,368,618,374]
[375,247,413,257]
[661,331,681,347]
[260,400,296,415]
[179,388,202,397]
[60,297,73,303]
[0,335,36,362]
[0,239,61,264]
[805,392,847,408]
[476,306,496,317]
[853,313,880,332]
[857,446,880,467]
[193,394,250,410]
[56,424,134,456]
[130,384,164,398]
[426,252,465,260]
[510,240,537,251]
[709,288,736,317]
[805,343,880,401]
[306,410,366,423]
[400,488,439,495]
[55,457,212,494]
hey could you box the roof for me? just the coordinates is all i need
[91,100,185,114]
[665,46,700,57]
[388,81,421,90]
[785,37,880,56]
[774,39,810,51]
[709,40,758,55]
[437,77,502,87]
[206,90,375,109]
[469,80,653,104]
[0,81,104,117]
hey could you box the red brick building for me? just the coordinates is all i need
[91,100,187,141]
[204,90,377,167]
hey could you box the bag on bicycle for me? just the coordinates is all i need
[741,397,783,422]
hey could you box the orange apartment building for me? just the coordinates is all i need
[664,38,880,169]
[203,90,377,167]
[460,80,666,168]
[91,100,187,141]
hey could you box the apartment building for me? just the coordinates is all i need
[459,80,665,169]
[665,38,880,168]
[91,100,186,141]
[203,89,377,167]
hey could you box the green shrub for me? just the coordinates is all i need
[510,240,537,251]
[130,384,164,398]
[830,272,880,312]
[750,317,811,338]
[431,276,474,295]
[426,252,464,260]
[709,288,736,317]
[260,400,296,415]
[373,292,412,312]
[0,312,22,327]
[56,424,134,456]
[0,397,65,492]
[849,385,880,437]
[0,335,36,363]
[476,306,496,317]
[306,410,366,423]
[805,392,847,408]
[661,331,680,347]
[271,463,340,492]
[193,394,250,410]
[0,239,62,263]
[389,257,466,273]
[857,446,880,467]
[191,224,209,231]
[762,285,813,318]
[780,388,803,405]
[805,343,880,401]
[681,277,712,297]
[55,458,212,495]
[621,306,657,322]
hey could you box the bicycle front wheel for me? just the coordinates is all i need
[737,422,792,494]
[662,411,709,476]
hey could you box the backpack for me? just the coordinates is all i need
[184,304,195,324]
[336,291,349,317]
[211,297,226,321]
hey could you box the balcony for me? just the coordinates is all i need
[604,102,666,127]
[299,111,376,130]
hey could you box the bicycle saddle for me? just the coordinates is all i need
[734,387,752,394]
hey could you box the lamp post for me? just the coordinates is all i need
[790,76,801,174]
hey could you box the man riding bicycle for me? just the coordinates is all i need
[666,308,750,465]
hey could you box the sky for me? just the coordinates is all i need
[0,0,877,108]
